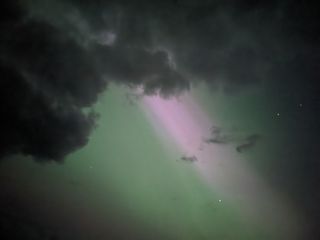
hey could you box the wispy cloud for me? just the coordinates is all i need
[204,126,261,153]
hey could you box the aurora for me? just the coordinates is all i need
[1,1,319,239]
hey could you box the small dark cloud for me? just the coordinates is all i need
[204,126,228,144]
[180,155,198,163]
[236,134,261,153]
[204,126,261,152]
[204,138,227,144]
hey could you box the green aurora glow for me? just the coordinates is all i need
[0,84,304,240]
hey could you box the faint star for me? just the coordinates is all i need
[218,199,222,203]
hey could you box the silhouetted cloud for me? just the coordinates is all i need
[180,155,198,163]
[0,0,189,162]
[204,126,261,152]
[2,0,320,162]
[204,126,229,144]
[236,134,261,153]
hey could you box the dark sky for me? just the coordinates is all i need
[1,0,320,239]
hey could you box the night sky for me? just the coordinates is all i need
[1,0,320,239]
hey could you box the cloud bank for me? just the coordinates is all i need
[1,0,319,162]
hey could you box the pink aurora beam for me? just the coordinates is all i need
[143,93,210,158]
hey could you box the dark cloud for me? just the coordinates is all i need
[93,45,189,97]
[180,155,198,163]
[0,12,101,161]
[236,134,260,153]
[0,0,189,162]
[204,126,229,144]
[28,0,319,93]
[204,126,261,152]
[2,0,319,162]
